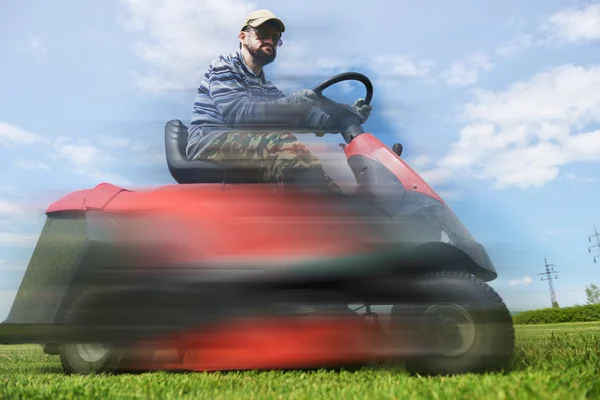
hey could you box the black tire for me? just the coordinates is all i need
[59,342,122,375]
[58,293,155,375]
[390,270,515,376]
[60,343,155,375]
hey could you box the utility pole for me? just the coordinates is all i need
[588,226,600,263]
[538,258,559,308]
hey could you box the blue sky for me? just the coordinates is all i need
[2,0,600,319]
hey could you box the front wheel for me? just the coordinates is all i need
[390,270,515,375]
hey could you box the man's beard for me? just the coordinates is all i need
[248,44,276,66]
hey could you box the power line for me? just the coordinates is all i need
[538,258,559,308]
[588,225,600,263]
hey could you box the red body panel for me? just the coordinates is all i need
[46,183,129,213]
[141,185,372,265]
[132,316,388,372]
[344,133,445,205]
[47,182,376,266]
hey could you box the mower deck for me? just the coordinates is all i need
[124,314,391,372]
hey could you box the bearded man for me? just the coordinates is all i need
[187,9,372,191]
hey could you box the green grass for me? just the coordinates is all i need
[1,322,600,399]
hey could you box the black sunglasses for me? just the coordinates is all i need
[243,27,283,47]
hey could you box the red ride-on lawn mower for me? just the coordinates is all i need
[0,72,514,376]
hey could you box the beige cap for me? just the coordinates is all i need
[241,9,285,32]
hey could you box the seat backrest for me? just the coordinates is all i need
[164,120,266,184]
[165,119,189,165]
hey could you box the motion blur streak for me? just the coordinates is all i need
[99,183,380,268]
[0,72,515,375]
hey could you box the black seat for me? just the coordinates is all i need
[164,120,265,184]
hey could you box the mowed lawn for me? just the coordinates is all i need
[1,322,599,399]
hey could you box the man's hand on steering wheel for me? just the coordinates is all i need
[314,98,373,136]
[344,98,372,124]
[308,72,375,136]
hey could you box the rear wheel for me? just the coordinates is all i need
[60,342,155,375]
[390,270,515,375]
[59,342,120,375]
[59,293,155,375]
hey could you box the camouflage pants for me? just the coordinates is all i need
[192,131,340,191]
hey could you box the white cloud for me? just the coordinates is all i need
[547,2,600,42]
[566,173,595,182]
[476,141,566,189]
[48,137,134,187]
[0,123,137,200]
[422,64,600,189]
[509,276,533,286]
[30,37,47,56]
[404,155,433,170]
[491,3,600,58]
[117,0,257,93]
[418,168,453,188]
[117,0,433,95]
[50,137,117,168]
[0,122,47,148]
[374,55,433,78]
[276,51,430,82]
[462,65,600,126]
[274,49,432,96]
[442,53,493,87]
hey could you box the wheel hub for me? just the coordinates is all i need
[75,343,111,363]
[421,302,477,357]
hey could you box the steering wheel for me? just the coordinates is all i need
[311,72,374,141]
[312,72,373,104]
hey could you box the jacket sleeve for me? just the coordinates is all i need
[271,83,333,130]
[208,61,317,128]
